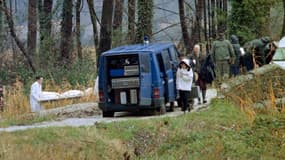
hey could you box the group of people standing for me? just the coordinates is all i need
[176,44,215,112]
[176,32,278,112]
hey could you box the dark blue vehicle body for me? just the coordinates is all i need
[98,43,180,117]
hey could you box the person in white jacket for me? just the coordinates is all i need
[176,58,194,112]
[30,76,43,112]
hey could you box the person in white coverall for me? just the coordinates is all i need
[30,76,43,112]
[176,58,194,113]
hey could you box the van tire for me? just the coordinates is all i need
[155,104,166,115]
[103,111,114,117]
[160,104,166,114]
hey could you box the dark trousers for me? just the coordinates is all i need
[230,65,240,77]
[179,90,190,111]
[196,77,207,102]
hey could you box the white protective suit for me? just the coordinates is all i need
[30,81,43,112]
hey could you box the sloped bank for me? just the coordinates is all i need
[222,64,285,111]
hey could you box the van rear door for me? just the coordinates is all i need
[139,53,152,105]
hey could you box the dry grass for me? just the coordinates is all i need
[0,78,96,121]
[225,69,285,123]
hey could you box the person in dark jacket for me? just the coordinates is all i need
[243,37,278,71]
[191,44,207,104]
[230,35,242,77]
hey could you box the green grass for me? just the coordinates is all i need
[0,100,284,160]
[0,114,56,127]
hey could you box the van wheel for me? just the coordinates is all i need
[155,104,166,115]
[102,111,114,117]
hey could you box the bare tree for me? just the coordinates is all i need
[87,0,99,48]
[128,0,136,43]
[60,0,73,65]
[113,0,124,46]
[76,0,82,59]
[27,0,37,62]
[98,0,114,54]
[178,0,191,55]
[0,0,35,72]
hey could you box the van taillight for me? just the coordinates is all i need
[99,91,104,102]
[153,88,160,98]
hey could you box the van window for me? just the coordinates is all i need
[162,50,171,70]
[169,47,179,61]
[140,54,150,73]
[156,54,164,72]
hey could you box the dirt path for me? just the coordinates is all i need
[0,89,217,132]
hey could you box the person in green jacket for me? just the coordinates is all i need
[244,37,277,69]
[211,32,235,82]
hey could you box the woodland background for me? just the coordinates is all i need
[0,0,284,88]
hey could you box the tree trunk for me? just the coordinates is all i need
[27,0,37,63]
[211,0,216,39]
[282,0,285,37]
[1,0,36,72]
[190,0,203,52]
[38,0,53,67]
[0,1,4,51]
[203,0,209,53]
[98,0,114,54]
[87,0,99,48]
[207,0,212,48]
[178,0,191,55]
[113,0,124,46]
[39,0,53,41]
[136,0,153,43]
[222,0,227,32]
[60,0,73,65]
[76,0,82,59]
[127,0,136,43]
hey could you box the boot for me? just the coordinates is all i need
[202,90,207,103]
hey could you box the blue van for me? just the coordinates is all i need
[98,43,180,117]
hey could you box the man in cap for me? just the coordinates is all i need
[211,32,235,82]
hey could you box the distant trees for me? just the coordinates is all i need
[229,0,276,44]
[0,0,283,81]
